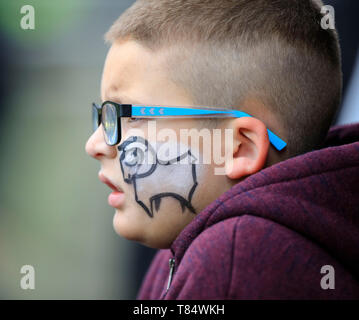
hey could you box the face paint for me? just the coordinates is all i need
[118,136,200,217]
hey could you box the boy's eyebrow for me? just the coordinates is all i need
[101,94,142,105]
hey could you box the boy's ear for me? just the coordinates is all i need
[224,117,269,179]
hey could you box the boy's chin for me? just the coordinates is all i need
[112,209,141,241]
[112,209,173,249]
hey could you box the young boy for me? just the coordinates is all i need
[85,0,359,299]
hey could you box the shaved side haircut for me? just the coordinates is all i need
[105,0,342,157]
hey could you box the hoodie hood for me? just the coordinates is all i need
[170,123,359,279]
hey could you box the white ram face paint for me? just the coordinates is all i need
[118,136,204,217]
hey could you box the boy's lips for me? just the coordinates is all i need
[98,172,125,208]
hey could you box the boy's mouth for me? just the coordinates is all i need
[98,172,125,208]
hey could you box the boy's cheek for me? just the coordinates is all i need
[111,130,228,247]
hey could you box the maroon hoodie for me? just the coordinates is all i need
[137,123,359,299]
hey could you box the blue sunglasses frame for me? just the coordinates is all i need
[93,101,287,151]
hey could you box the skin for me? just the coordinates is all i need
[85,39,270,249]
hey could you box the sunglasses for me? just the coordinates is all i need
[92,101,287,151]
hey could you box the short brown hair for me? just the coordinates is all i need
[105,0,342,157]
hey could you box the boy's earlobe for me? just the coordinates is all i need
[225,117,269,180]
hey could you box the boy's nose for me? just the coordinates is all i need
[85,125,117,160]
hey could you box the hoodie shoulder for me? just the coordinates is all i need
[169,215,359,299]
[227,215,359,299]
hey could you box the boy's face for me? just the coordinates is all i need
[85,39,233,248]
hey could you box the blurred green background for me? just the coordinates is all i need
[0,0,157,299]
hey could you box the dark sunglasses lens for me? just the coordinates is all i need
[102,103,118,145]
[92,104,100,132]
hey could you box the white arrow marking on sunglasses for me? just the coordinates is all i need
[141,108,146,115]
[149,108,155,115]
[159,108,164,115]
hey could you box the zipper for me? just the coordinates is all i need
[166,258,175,292]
